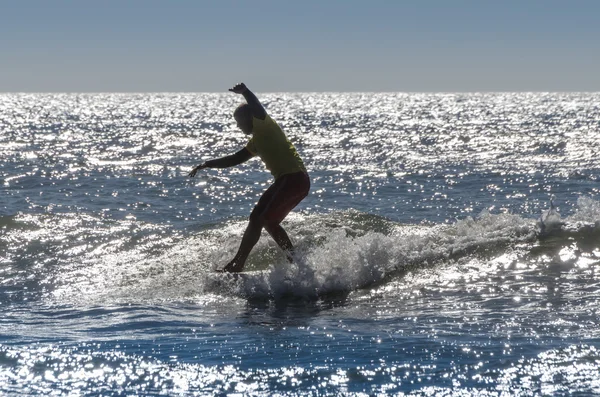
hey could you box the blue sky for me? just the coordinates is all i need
[1,0,599,92]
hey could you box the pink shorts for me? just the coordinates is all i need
[252,172,310,225]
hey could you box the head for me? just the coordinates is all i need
[234,104,253,134]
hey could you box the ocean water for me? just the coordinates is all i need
[1,92,600,396]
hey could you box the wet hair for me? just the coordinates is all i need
[233,104,252,121]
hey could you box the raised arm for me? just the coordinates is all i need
[229,83,267,120]
[188,148,253,177]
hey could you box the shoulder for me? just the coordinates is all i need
[252,114,275,132]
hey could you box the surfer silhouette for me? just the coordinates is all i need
[189,83,310,273]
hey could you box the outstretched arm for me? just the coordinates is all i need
[229,83,267,120]
[188,148,253,177]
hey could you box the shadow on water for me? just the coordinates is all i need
[240,293,350,326]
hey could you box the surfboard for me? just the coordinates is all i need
[210,269,269,280]
[205,269,271,292]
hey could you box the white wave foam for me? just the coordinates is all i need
[203,212,537,300]
[49,210,543,303]
[567,196,600,225]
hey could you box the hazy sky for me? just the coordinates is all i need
[2,0,599,92]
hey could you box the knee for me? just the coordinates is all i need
[249,209,267,226]
[249,206,280,230]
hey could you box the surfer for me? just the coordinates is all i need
[188,83,310,273]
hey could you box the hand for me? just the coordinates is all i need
[229,83,248,94]
[188,163,206,177]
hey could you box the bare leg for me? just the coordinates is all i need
[221,171,308,272]
[265,223,294,263]
[221,217,263,273]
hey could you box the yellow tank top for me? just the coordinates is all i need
[245,115,306,179]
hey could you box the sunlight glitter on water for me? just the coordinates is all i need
[1,342,600,395]
[2,93,600,395]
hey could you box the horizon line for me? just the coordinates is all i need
[1,90,599,95]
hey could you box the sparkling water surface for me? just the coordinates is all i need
[1,93,600,395]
